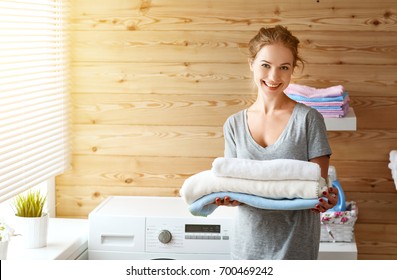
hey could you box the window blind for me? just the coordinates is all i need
[0,0,70,203]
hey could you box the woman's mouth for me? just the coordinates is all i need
[263,81,281,89]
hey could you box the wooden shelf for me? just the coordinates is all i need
[324,107,357,131]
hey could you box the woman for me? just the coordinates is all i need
[215,25,338,260]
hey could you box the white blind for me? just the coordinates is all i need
[0,0,70,203]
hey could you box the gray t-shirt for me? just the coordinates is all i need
[223,102,332,260]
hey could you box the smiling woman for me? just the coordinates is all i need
[218,25,337,260]
[0,1,70,204]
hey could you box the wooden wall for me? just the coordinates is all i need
[57,0,397,259]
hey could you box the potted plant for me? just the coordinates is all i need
[11,190,48,248]
[0,219,13,259]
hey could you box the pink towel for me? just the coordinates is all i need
[299,101,346,107]
[285,84,344,98]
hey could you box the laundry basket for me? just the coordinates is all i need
[320,201,358,242]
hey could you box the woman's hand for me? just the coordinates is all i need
[311,186,339,213]
[215,196,241,207]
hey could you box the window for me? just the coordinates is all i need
[0,0,70,204]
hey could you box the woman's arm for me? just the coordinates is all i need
[310,155,338,213]
[309,155,329,180]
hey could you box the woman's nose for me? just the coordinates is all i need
[268,68,279,80]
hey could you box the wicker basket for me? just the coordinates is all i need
[320,201,358,242]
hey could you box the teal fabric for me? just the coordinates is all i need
[188,192,320,217]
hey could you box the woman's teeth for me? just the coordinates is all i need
[264,81,280,88]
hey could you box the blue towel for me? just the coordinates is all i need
[311,106,343,110]
[287,92,348,102]
[188,192,320,217]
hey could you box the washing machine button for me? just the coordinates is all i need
[158,230,172,244]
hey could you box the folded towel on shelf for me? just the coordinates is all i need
[297,100,348,107]
[315,103,349,110]
[180,170,326,205]
[212,157,321,181]
[391,171,397,190]
[312,105,347,110]
[389,150,397,190]
[285,84,345,98]
[286,92,349,103]
[389,150,397,168]
[297,94,350,108]
[305,106,348,118]
[188,192,320,217]
[286,91,350,118]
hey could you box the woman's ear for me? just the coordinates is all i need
[248,58,254,71]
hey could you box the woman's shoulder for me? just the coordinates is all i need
[224,109,246,124]
[223,109,246,134]
[294,102,324,121]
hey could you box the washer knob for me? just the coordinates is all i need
[158,230,172,244]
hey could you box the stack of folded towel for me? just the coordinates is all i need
[179,157,328,216]
[285,84,350,118]
[389,150,397,190]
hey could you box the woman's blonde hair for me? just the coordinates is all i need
[248,25,304,68]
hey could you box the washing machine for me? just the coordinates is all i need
[88,196,236,260]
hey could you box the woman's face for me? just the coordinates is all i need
[249,43,294,96]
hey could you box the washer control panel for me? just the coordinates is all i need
[145,217,233,254]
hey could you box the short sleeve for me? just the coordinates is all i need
[223,117,237,158]
[306,108,332,160]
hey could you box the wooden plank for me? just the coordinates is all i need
[56,185,180,218]
[56,155,213,187]
[71,31,397,65]
[56,156,395,192]
[71,62,253,95]
[70,124,397,160]
[330,160,396,193]
[71,93,253,125]
[298,31,397,65]
[71,31,252,63]
[328,130,397,161]
[72,124,225,157]
[350,97,397,130]
[291,65,397,98]
[72,94,397,129]
[344,192,397,224]
[72,63,397,96]
[359,254,397,260]
[55,157,396,193]
[71,0,397,31]
[355,223,397,257]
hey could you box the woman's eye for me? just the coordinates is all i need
[280,66,290,70]
[261,64,270,68]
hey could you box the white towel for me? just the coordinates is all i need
[390,150,397,160]
[392,171,397,190]
[179,170,326,204]
[212,157,321,181]
[389,150,397,190]
[389,150,397,169]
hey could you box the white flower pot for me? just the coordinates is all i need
[0,241,9,259]
[17,213,49,249]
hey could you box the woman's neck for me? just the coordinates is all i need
[250,91,294,114]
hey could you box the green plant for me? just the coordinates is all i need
[12,190,47,217]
